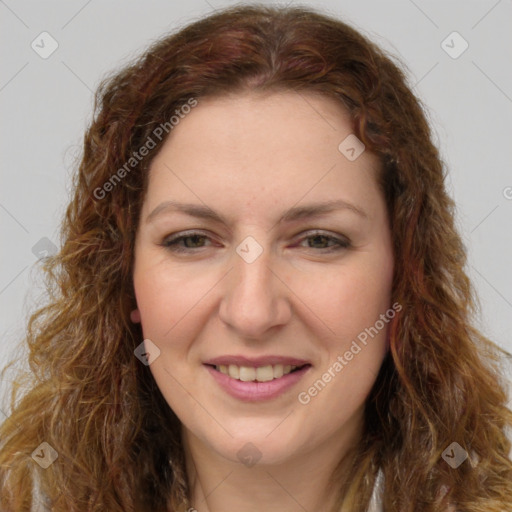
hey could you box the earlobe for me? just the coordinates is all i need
[130,308,141,323]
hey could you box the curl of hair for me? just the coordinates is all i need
[1,4,511,511]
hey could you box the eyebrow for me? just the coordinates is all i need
[145,198,369,226]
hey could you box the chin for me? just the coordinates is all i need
[198,425,307,467]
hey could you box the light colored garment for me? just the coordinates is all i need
[367,468,385,512]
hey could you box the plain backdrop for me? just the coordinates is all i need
[1,0,511,412]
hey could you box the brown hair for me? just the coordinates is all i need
[1,4,511,511]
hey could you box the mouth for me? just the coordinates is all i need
[208,363,309,382]
[203,357,312,401]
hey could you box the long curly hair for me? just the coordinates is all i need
[1,4,511,511]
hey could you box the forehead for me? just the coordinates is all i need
[142,90,383,223]
[162,89,356,152]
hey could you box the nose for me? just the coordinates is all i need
[218,241,292,340]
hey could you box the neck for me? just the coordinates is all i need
[181,413,362,512]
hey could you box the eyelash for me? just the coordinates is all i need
[160,230,351,254]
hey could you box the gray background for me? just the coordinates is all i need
[1,0,511,409]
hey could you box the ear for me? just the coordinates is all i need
[130,308,141,323]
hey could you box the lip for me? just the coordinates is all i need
[204,360,312,402]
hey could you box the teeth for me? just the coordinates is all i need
[228,364,239,379]
[215,363,300,382]
[239,366,256,382]
[256,365,274,382]
[273,364,284,379]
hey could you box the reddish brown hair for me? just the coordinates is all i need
[1,4,511,511]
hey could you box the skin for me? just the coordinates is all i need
[131,90,394,511]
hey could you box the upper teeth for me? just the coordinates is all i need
[215,364,299,382]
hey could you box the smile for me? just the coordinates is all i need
[213,363,303,382]
[203,357,312,401]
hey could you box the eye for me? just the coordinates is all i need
[295,230,351,252]
[161,231,213,253]
[160,230,351,254]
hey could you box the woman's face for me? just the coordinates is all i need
[132,90,394,466]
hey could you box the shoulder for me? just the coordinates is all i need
[367,469,384,512]
[369,352,512,511]
[31,469,51,512]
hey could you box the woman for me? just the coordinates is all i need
[1,4,511,511]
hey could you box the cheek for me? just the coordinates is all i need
[296,258,393,339]
[296,265,393,425]
[132,261,211,341]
